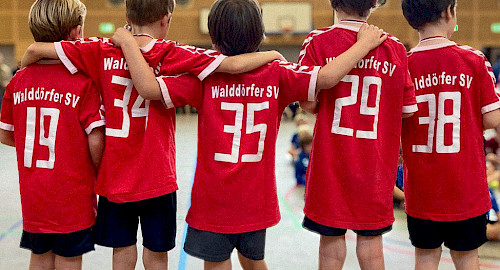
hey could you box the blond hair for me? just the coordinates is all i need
[29,0,86,42]
[126,0,175,26]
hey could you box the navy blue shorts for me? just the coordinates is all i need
[407,213,488,251]
[20,227,94,257]
[184,227,266,262]
[303,216,392,237]
[94,192,176,252]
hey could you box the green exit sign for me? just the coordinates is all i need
[492,23,500,33]
[99,23,116,34]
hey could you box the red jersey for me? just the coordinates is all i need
[55,38,225,202]
[401,39,499,221]
[158,61,319,233]
[0,63,103,233]
[299,22,417,230]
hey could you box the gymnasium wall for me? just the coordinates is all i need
[1,0,500,62]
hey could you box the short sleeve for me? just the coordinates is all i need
[78,80,105,135]
[479,57,500,114]
[277,62,320,106]
[156,73,203,109]
[298,33,320,67]
[160,43,227,81]
[55,39,102,82]
[402,52,418,114]
[0,80,14,131]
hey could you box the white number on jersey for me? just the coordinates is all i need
[215,102,269,163]
[412,92,461,154]
[24,107,60,169]
[331,75,382,139]
[106,75,150,138]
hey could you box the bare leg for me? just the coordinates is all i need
[113,245,137,270]
[450,249,480,270]
[356,235,385,270]
[318,235,346,270]
[204,259,232,270]
[142,247,168,270]
[29,251,55,270]
[487,223,500,241]
[237,252,268,270]
[415,247,441,270]
[54,255,82,270]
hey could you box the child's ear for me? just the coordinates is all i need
[161,13,173,27]
[443,4,454,21]
[68,25,83,40]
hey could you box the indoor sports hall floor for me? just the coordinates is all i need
[1,114,500,269]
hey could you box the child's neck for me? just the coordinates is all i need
[131,24,165,47]
[417,23,450,45]
[336,10,369,23]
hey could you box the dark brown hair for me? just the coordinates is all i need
[330,0,386,17]
[126,0,175,26]
[402,0,456,30]
[208,0,264,56]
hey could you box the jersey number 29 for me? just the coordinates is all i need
[331,75,382,139]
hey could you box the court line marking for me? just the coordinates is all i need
[0,219,22,243]
[177,156,196,270]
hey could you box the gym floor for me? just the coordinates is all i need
[1,114,499,269]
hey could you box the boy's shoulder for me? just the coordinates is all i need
[409,42,489,65]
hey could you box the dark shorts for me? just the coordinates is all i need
[184,227,266,262]
[303,216,392,237]
[94,192,177,252]
[407,213,488,251]
[20,227,94,257]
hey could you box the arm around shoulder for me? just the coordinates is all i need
[21,43,58,68]
[216,51,286,74]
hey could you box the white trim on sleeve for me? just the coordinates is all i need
[308,66,320,101]
[85,120,105,135]
[402,104,418,114]
[198,55,227,81]
[55,42,78,74]
[481,101,500,114]
[157,77,175,109]
[0,121,14,132]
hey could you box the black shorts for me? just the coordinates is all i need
[94,192,177,252]
[20,227,94,257]
[303,216,392,237]
[184,227,266,262]
[407,213,488,251]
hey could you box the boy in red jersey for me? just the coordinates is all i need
[0,0,104,269]
[298,0,418,269]
[111,0,386,268]
[21,0,283,269]
[401,0,500,269]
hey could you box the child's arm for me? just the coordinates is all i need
[484,110,500,130]
[111,28,285,100]
[299,25,386,114]
[315,24,386,91]
[299,101,318,114]
[87,126,104,172]
[215,51,286,74]
[0,130,14,147]
[21,43,58,67]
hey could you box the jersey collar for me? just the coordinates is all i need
[409,39,456,53]
[140,39,157,53]
[335,20,363,32]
